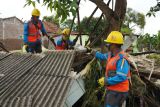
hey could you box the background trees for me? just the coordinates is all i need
[121,8,145,34]
[25,0,160,51]
[25,0,127,40]
[137,31,160,51]
[43,15,60,27]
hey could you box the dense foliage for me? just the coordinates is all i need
[121,8,145,34]
[25,0,77,22]
[137,31,160,51]
[43,15,60,27]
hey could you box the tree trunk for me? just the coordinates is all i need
[90,0,127,33]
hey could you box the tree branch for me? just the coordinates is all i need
[86,6,98,26]
[89,0,114,20]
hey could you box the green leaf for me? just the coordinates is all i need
[121,27,132,35]
[153,13,156,17]
[146,13,151,17]
[31,1,36,7]
[53,1,58,10]
[25,0,78,22]
[71,1,78,9]
[23,3,28,7]
[61,15,67,22]
[49,2,53,12]
[70,8,76,16]
[24,0,31,7]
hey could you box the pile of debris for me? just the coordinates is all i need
[0,51,76,107]
[77,53,160,107]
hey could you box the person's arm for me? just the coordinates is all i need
[40,21,47,35]
[23,23,29,44]
[69,36,78,46]
[95,52,108,61]
[68,39,76,47]
[106,57,130,85]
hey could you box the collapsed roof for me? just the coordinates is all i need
[0,51,75,107]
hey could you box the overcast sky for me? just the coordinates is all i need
[0,0,160,35]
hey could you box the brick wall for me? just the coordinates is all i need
[0,17,23,39]
[0,17,24,51]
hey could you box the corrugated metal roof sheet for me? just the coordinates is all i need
[1,96,32,107]
[0,50,75,107]
[0,53,10,60]
[31,51,75,76]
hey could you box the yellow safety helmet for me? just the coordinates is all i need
[62,28,70,35]
[104,31,124,44]
[31,8,40,16]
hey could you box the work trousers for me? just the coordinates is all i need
[104,90,128,107]
[27,40,42,53]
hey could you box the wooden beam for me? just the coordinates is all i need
[139,70,160,79]
[130,51,160,56]
[85,13,103,46]
[89,0,114,20]
[77,0,82,45]
[0,42,9,53]
[86,6,99,26]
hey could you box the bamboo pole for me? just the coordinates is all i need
[85,13,103,46]
[77,0,82,45]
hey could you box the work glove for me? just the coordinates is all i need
[24,44,28,48]
[23,44,29,52]
[98,77,108,87]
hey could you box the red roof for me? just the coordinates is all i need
[42,21,81,36]
[42,21,61,34]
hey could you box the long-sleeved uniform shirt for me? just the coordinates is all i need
[95,51,130,85]
[56,38,74,46]
[23,20,47,44]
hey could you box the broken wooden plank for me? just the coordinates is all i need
[131,51,160,56]
[139,70,160,79]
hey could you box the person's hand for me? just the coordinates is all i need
[98,77,108,87]
[98,77,105,87]
[23,44,29,52]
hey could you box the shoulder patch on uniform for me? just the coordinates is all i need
[120,58,125,69]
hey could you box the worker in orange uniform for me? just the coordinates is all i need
[87,31,130,107]
[55,28,78,50]
[23,8,47,53]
